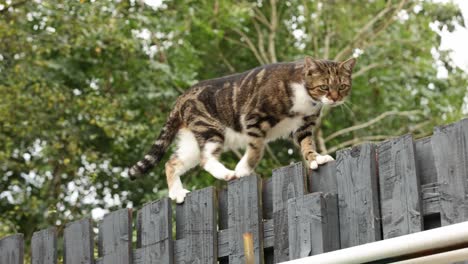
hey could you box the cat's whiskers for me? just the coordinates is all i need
[342,101,355,115]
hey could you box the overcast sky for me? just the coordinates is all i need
[436,0,468,71]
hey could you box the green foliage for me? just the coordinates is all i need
[0,0,467,248]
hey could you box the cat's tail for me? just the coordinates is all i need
[128,110,180,180]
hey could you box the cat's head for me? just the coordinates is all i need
[303,57,356,106]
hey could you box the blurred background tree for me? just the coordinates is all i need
[0,0,467,249]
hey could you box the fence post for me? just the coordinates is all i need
[175,187,217,263]
[64,218,94,264]
[287,192,339,260]
[378,134,423,238]
[98,208,133,264]
[272,162,307,262]
[0,234,24,264]
[336,143,381,248]
[32,227,57,264]
[228,176,263,264]
[432,119,468,226]
[134,198,173,264]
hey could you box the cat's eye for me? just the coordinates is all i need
[339,84,349,90]
[319,85,329,91]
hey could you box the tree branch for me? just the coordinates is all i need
[253,6,271,29]
[268,0,278,63]
[218,51,236,73]
[231,149,243,159]
[323,31,334,59]
[224,36,250,49]
[353,62,383,78]
[253,20,270,64]
[326,135,397,154]
[334,0,397,61]
[233,28,267,65]
[316,128,327,154]
[265,144,282,166]
[325,110,421,142]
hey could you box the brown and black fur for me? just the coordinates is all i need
[129,57,356,203]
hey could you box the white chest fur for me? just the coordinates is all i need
[290,82,321,115]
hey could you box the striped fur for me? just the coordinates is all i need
[129,57,356,203]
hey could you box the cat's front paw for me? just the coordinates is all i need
[223,170,238,181]
[309,154,334,170]
[235,164,253,178]
[169,188,190,204]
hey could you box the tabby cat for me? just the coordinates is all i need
[129,57,356,203]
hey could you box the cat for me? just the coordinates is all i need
[129,57,356,203]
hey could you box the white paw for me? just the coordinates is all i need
[169,188,190,204]
[309,154,334,170]
[235,163,252,178]
[223,170,238,181]
[310,160,318,170]
[316,154,334,165]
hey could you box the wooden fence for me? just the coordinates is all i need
[1,118,467,264]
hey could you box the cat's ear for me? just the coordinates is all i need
[339,58,357,72]
[304,56,320,75]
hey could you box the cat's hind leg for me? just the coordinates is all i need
[201,140,237,181]
[166,128,200,203]
[196,130,237,181]
[235,137,264,177]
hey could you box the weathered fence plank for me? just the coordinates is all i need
[32,227,57,264]
[336,143,381,248]
[272,162,307,263]
[175,187,217,263]
[432,119,468,226]
[228,176,263,264]
[0,234,24,264]
[98,208,132,264]
[287,192,339,260]
[378,135,423,238]
[64,218,94,264]
[134,198,173,264]
[309,161,337,194]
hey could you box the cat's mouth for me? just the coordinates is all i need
[320,96,344,107]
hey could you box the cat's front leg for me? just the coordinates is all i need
[235,137,265,177]
[300,137,334,169]
[293,115,334,169]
